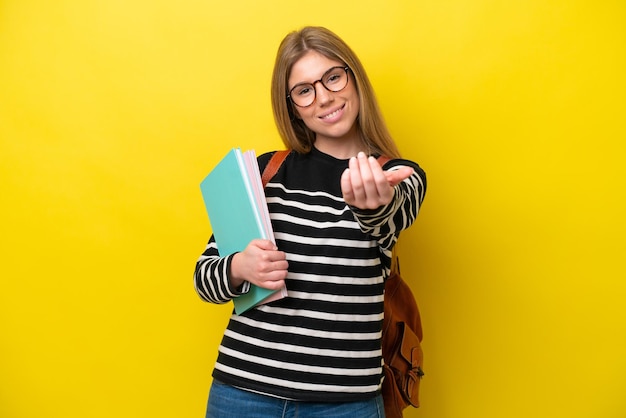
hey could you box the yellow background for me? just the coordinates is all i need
[1,1,624,417]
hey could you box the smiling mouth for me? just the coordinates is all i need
[320,104,345,120]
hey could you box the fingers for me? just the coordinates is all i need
[230,240,289,290]
[342,152,380,202]
[253,238,279,251]
[340,167,355,203]
[341,152,394,209]
[353,153,385,198]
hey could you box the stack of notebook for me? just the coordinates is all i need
[200,148,287,314]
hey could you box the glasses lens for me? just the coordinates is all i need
[289,83,315,107]
[322,67,348,92]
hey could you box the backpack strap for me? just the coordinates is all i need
[377,155,391,168]
[261,150,290,187]
[390,242,400,275]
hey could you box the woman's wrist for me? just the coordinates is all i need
[229,253,246,290]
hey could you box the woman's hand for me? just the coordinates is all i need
[341,152,414,210]
[230,239,289,291]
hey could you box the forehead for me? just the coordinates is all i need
[288,51,343,87]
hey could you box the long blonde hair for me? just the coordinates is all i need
[271,26,401,158]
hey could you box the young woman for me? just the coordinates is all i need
[194,26,427,418]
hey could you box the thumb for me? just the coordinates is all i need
[384,167,415,187]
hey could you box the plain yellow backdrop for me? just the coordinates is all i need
[1,1,625,417]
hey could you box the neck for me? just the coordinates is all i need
[313,133,367,160]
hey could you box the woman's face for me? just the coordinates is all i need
[288,50,360,148]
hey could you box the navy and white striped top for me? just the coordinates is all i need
[194,147,426,402]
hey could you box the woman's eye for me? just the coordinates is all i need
[297,86,313,96]
[326,71,344,85]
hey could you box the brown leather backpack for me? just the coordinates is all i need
[381,254,424,417]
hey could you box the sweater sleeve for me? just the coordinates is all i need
[193,236,250,304]
[349,159,427,250]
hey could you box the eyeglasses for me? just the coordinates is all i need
[287,66,350,108]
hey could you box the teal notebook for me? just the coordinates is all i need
[200,148,286,314]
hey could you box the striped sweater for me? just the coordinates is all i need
[194,147,426,402]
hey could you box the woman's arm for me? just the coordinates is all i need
[193,236,243,304]
[194,237,288,304]
[341,152,427,248]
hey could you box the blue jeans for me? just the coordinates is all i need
[205,380,385,418]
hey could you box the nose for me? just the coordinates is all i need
[313,81,333,105]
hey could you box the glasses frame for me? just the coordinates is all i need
[287,66,350,108]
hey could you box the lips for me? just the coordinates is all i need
[319,104,345,120]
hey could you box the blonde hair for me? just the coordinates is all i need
[271,26,401,158]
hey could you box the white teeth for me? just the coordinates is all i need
[322,109,341,119]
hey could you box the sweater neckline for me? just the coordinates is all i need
[310,146,352,164]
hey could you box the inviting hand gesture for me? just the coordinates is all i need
[341,152,414,210]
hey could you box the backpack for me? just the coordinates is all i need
[381,253,424,417]
[262,150,424,417]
